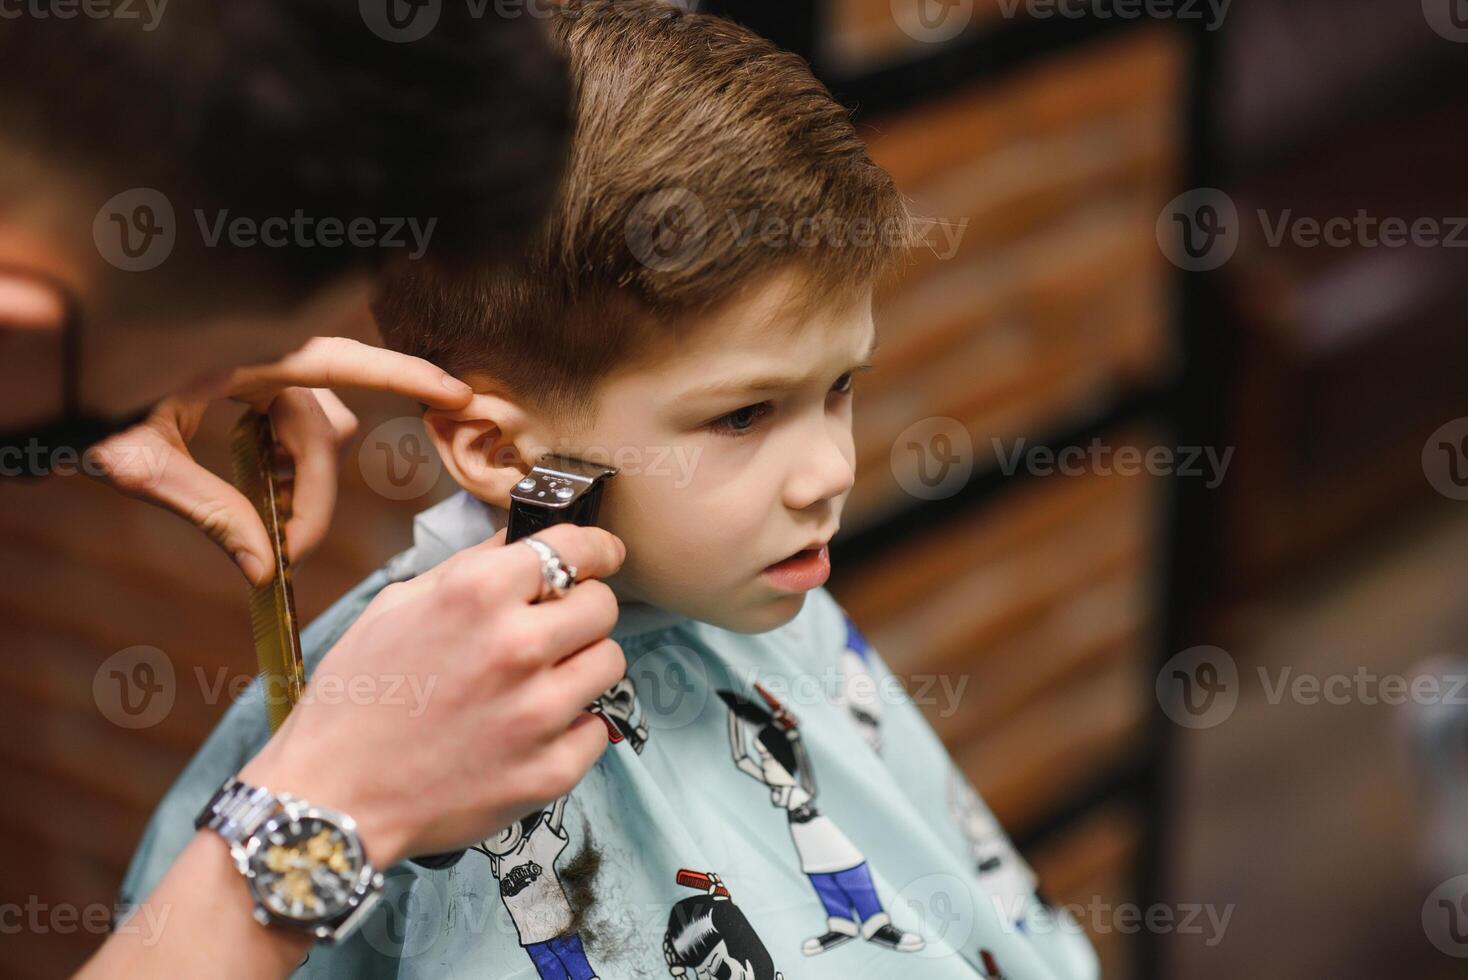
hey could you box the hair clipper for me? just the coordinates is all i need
[506,453,618,543]
[411,454,618,872]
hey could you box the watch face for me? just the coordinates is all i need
[245,808,366,923]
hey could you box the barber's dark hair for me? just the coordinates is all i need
[0,1,571,312]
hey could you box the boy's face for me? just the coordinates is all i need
[538,268,874,633]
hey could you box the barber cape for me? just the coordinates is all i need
[118,492,1099,980]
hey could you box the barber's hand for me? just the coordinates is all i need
[89,336,474,586]
[237,522,629,867]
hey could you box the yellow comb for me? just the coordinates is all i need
[230,409,305,733]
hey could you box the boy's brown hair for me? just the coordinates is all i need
[375,0,915,426]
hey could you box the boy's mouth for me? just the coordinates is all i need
[761,543,831,593]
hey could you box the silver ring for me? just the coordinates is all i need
[522,536,578,602]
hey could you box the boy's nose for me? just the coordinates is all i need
[783,421,856,512]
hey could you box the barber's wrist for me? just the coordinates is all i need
[189,827,314,964]
[236,742,411,869]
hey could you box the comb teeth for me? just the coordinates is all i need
[230,410,305,733]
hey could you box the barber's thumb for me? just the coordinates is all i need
[193,500,276,587]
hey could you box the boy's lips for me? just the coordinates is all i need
[768,531,836,567]
[761,543,831,593]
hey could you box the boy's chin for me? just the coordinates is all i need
[697,591,808,635]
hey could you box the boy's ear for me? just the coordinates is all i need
[423,393,549,508]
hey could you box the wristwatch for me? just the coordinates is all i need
[194,777,385,943]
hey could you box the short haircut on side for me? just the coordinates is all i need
[375,0,916,427]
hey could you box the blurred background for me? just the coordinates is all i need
[3,0,1468,976]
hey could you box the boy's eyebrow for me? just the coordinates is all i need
[674,332,880,403]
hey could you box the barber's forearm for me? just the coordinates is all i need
[78,831,310,979]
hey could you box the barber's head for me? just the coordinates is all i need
[0,1,571,430]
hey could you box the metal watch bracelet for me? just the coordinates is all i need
[195,777,385,944]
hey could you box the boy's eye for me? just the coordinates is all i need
[708,402,772,437]
[831,371,855,395]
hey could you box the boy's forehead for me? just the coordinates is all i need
[628,268,876,394]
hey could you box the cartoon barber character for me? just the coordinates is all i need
[471,795,600,979]
[663,870,785,980]
[591,674,649,753]
[948,769,1040,930]
[833,616,883,754]
[718,685,924,957]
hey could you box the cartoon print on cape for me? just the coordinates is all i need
[591,674,649,753]
[469,795,601,980]
[947,769,1041,931]
[717,683,925,957]
[663,869,785,979]
[833,615,882,753]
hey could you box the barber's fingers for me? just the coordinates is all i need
[355,526,510,621]
[225,336,474,411]
[0,274,65,329]
[89,401,278,586]
[269,388,356,566]
[516,580,622,668]
[312,388,360,442]
[535,636,627,719]
[522,710,615,807]
[487,523,629,605]
[382,522,626,615]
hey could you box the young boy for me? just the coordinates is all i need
[120,3,1099,978]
